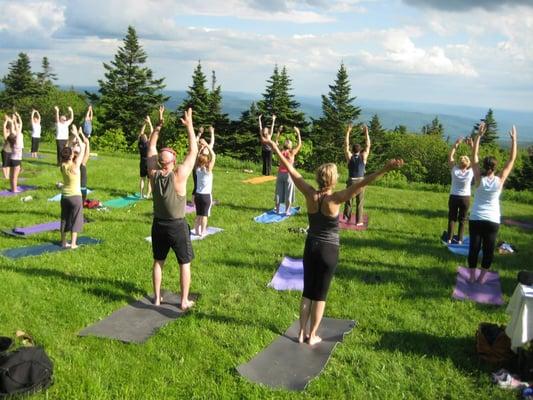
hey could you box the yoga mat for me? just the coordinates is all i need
[339,214,369,231]
[242,176,276,184]
[3,219,91,237]
[1,237,101,259]
[503,218,533,230]
[237,318,356,391]
[254,206,300,224]
[79,291,199,343]
[185,203,195,214]
[48,189,93,202]
[23,153,46,159]
[452,266,504,305]
[0,185,37,197]
[144,227,223,243]
[268,257,303,291]
[103,194,140,208]
[446,236,482,257]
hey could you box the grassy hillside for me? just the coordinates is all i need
[1,146,532,399]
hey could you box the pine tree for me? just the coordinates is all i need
[257,65,307,129]
[311,62,361,166]
[481,109,498,144]
[0,53,40,106]
[36,57,57,91]
[421,116,444,137]
[98,26,168,142]
[179,61,211,127]
[228,102,262,161]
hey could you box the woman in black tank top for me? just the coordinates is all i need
[261,129,403,346]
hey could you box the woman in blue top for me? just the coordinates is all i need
[468,122,517,284]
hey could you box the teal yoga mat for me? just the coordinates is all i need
[1,237,101,259]
[103,194,141,208]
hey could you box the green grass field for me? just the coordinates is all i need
[1,145,532,399]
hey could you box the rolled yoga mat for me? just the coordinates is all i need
[452,266,504,305]
[79,291,199,343]
[103,194,141,208]
[339,214,369,231]
[268,257,303,291]
[0,185,37,197]
[1,237,101,259]
[242,176,276,184]
[254,206,300,224]
[237,318,356,391]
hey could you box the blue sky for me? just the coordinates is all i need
[0,0,532,111]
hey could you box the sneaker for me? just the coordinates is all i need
[497,373,527,389]
[491,368,508,383]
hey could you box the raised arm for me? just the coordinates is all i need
[71,125,86,169]
[146,115,153,134]
[54,106,59,123]
[471,122,485,185]
[146,107,164,177]
[13,112,22,133]
[448,138,462,168]
[176,107,199,178]
[66,106,74,125]
[204,140,216,172]
[362,125,371,164]
[261,129,315,198]
[270,115,277,142]
[332,159,404,204]
[258,114,263,139]
[3,115,10,139]
[208,125,215,149]
[196,126,204,141]
[499,126,518,186]
[80,127,90,165]
[292,126,302,156]
[344,124,353,162]
[138,122,146,138]
[86,105,93,120]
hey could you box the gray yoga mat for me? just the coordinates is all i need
[1,237,100,259]
[79,291,198,343]
[237,318,355,391]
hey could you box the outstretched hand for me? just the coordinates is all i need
[454,137,464,146]
[509,125,517,140]
[465,137,474,148]
[158,105,165,123]
[362,124,369,136]
[478,121,486,136]
[209,126,214,135]
[180,107,193,127]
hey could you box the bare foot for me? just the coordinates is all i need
[180,300,195,311]
[153,296,163,306]
[70,244,78,249]
[298,330,306,344]
[308,335,322,346]
[62,243,71,249]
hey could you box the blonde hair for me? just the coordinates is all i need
[315,163,338,191]
[459,155,470,169]
[197,153,210,168]
[283,139,292,150]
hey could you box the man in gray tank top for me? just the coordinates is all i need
[147,106,198,310]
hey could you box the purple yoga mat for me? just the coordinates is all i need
[268,257,303,291]
[13,221,61,235]
[0,185,36,197]
[452,266,504,305]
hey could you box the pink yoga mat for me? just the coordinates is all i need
[339,214,368,231]
[452,266,504,305]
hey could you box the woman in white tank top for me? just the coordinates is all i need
[468,123,517,284]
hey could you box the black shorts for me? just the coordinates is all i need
[448,194,470,222]
[140,158,148,178]
[303,238,339,301]
[194,193,212,217]
[7,158,21,167]
[151,218,194,264]
[31,137,40,153]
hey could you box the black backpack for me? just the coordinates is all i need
[0,336,53,398]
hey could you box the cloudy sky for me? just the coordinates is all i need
[0,0,532,111]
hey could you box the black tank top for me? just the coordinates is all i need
[348,154,365,178]
[307,195,339,245]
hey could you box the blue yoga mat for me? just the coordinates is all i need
[446,237,482,257]
[254,206,300,224]
[2,237,101,259]
[48,189,93,202]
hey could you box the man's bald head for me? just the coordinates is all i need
[159,148,176,167]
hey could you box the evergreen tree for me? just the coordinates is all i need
[98,26,167,142]
[1,53,40,106]
[310,62,361,166]
[257,65,307,129]
[36,56,57,91]
[480,109,498,144]
[421,116,444,136]
[227,102,262,161]
[394,125,408,135]
[366,113,388,170]
[179,61,211,127]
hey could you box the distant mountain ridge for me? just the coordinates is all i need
[72,86,533,144]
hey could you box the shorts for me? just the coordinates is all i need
[194,193,212,217]
[31,137,40,153]
[140,158,148,178]
[151,218,194,264]
[448,194,470,222]
[7,157,21,167]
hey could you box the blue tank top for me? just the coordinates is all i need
[348,154,365,178]
[307,195,339,245]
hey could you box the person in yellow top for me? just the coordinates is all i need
[60,125,86,249]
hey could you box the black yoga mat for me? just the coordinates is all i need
[79,291,198,343]
[237,318,355,391]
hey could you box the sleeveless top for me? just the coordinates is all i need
[450,166,473,196]
[470,176,501,224]
[307,195,340,245]
[138,138,148,158]
[61,162,81,197]
[348,153,365,178]
[195,167,213,194]
[152,170,185,220]
[10,134,23,161]
[32,122,41,138]
[56,122,69,140]
[278,150,293,173]
[82,120,92,136]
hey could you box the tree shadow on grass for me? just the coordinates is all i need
[367,204,446,220]
[0,264,144,303]
[193,310,283,336]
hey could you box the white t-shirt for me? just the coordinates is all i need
[450,166,474,196]
[32,122,41,138]
[470,176,502,224]
[56,122,69,140]
[196,167,213,194]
